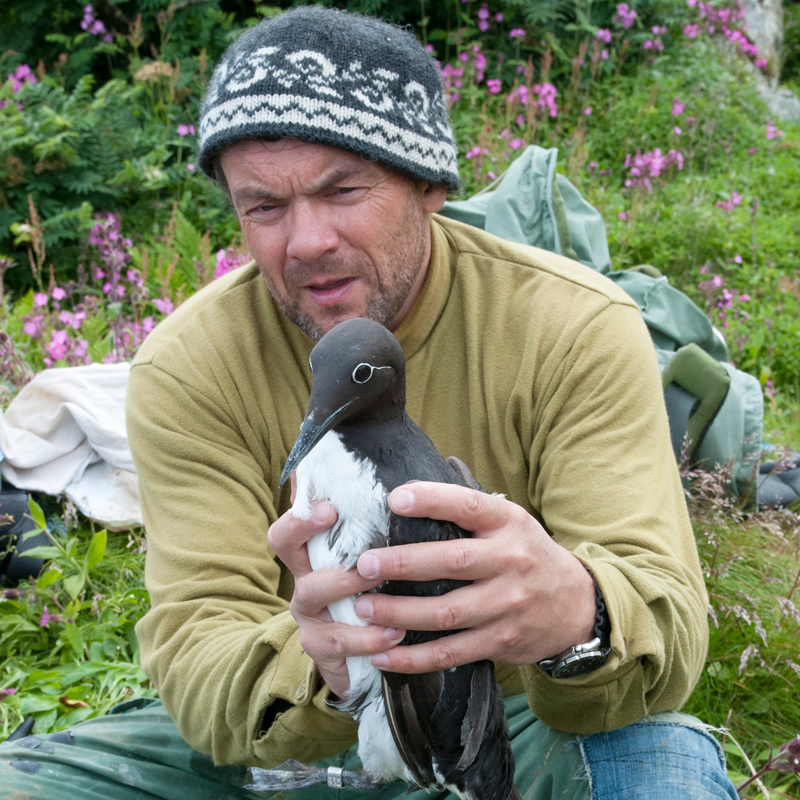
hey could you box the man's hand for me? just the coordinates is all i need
[353,482,598,674]
[267,477,406,699]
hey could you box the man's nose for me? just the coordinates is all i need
[285,201,340,262]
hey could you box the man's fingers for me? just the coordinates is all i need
[299,619,406,665]
[292,568,383,619]
[368,629,491,674]
[267,501,337,577]
[357,537,494,582]
[354,583,502,632]
[388,481,517,532]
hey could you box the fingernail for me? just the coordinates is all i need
[390,488,414,512]
[358,553,379,578]
[355,597,373,619]
[385,628,404,640]
[370,653,389,668]
[311,502,330,523]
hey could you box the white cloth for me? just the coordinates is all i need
[0,363,140,529]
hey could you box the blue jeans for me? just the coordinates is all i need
[0,694,739,799]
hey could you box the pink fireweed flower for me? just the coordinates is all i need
[509,28,526,39]
[102,282,112,294]
[754,57,768,69]
[618,211,628,220]
[40,605,50,627]
[477,5,490,20]
[674,126,682,135]
[9,64,38,93]
[33,292,48,307]
[0,688,17,698]
[187,163,195,172]
[22,315,44,337]
[652,25,667,35]
[509,138,526,150]
[177,124,196,137]
[734,254,742,264]
[486,79,502,94]
[683,23,699,38]
[516,114,525,126]
[153,297,174,316]
[672,98,685,116]
[766,124,785,140]
[613,3,638,28]
[597,28,612,43]
[584,107,592,115]
[712,274,723,287]
[495,13,503,21]
[715,191,743,212]
[601,49,610,59]
[739,294,750,301]
[51,287,67,301]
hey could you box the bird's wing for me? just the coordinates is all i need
[381,671,440,788]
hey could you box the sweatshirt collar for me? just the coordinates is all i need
[393,215,453,360]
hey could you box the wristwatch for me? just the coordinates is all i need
[538,576,611,679]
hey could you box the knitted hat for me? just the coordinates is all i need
[198,7,460,191]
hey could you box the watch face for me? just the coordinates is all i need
[550,651,608,679]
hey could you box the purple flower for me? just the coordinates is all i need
[672,98,685,116]
[509,138,526,150]
[40,605,50,627]
[601,49,610,59]
[477,4,489,20]
[0,688,17,698]
[509,28,526,39]
[584,107,592,115]
[613,3,638,29]
[33,292,49,307]
[618,211,627,220]
[674,126,682,135]
[712,274,723,288]
[486,79,502,94]
[766,124,784,140]
[177,124,196,137]
[51,287,67,301]
[754,57,768,69]
[597,28,612,43]
[478,20,489,31]
[153,297,174,316]
[22,315,44,338]
[734,254,742,264]
[495,13,503,21]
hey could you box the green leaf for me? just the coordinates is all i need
[82,314,110,364]
[63,623,85,658]
[85,529,107,570]
[37,569,62,589]
[20,545,62,560]
[28,496,46,530]
[63,572,87,600]
[19,694,61,714]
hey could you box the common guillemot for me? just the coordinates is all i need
[251,318,519,800]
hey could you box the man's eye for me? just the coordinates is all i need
[336,187,356,195]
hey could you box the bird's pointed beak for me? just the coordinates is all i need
[279,400,356,487]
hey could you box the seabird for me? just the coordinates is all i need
[258,318,519,800]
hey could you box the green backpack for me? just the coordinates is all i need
[440,145,763,496]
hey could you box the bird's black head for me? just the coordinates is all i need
[280,318,406,486]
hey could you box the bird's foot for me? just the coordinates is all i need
[247,760,382,792]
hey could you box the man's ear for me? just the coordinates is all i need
[421,183,448,214]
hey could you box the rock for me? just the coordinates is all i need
[758,83,800,122]
[741,0,783,81]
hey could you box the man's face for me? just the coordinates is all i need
[221,139,447,341]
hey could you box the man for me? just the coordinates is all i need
[0,7,738,799]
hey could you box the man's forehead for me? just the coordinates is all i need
[221,139,397,198]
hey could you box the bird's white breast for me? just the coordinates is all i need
[292,430,409,783]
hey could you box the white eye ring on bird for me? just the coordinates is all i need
[352,363,373,384]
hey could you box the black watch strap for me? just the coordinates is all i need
[538,575,611,679]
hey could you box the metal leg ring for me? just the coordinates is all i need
[327,766,344,788]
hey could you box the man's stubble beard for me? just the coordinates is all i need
[260,199,429,342]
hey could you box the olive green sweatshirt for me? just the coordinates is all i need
[128,214,708,769]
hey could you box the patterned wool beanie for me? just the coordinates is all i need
[198,6,460,190]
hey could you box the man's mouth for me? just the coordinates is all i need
[303,277,357,307]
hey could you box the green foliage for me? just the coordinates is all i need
[680,465,800,797]
[1,501,153,737]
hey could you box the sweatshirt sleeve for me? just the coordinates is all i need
[127,360,358,767]
[522,301,709,733]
